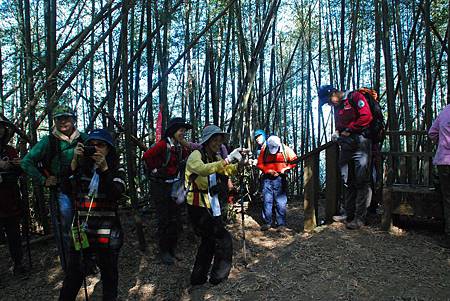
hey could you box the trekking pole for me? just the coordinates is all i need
[51,186,68,270]
[23,207,32,269]
[75,214,89,301]
[19,174,32,269]
[238,165,247,266]
[44,168,68,271]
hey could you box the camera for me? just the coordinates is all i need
[83,145,96,156]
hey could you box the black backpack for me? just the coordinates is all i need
[349,88,386,144]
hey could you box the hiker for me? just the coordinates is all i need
[0,118,26,277]
[429,104,450,249]
[257,135,297,231]
[185,125,244,285]
[59,129,125,300]
[21,105,88,270]
[142,117,192,265]
[318,85,373,230]
[254,129,267,157]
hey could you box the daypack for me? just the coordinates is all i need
[349,88,386,144]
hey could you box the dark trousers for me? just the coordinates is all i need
[59,248,119,301]
[0,216,23,267]
[438,166,450,235]
[187,205,233,285]
[151,181,180,254]
[339,134,372,221]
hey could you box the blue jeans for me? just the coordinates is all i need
[262,177,287,226]
[50,192,73,270]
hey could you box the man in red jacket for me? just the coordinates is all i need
[257,135,297,231]
[319,85,373,230]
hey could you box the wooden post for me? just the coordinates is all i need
[381,187,393,231]
[325,143,340,222]
[304,154,319,232]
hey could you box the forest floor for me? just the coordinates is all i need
[0,196,449,301]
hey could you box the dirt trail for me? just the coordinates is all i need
[0,200,449,301]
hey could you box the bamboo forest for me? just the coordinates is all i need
[0,0,449,299]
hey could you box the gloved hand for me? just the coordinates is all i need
[226,148,242,164]
[331,131,339,142]
[248,159,258,166]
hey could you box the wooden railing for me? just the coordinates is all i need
[300,141,340,232]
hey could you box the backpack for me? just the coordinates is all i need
[349,88,386,144]
[144,139,184,179]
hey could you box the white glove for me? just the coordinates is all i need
[226,148,242,164]
[249,159,258,166]
[331,131,339,142]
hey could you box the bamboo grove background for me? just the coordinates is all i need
[0,0,449,238]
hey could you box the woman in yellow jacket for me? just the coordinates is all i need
[185,125,243,285]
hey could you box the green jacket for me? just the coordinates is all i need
[21,131,88,185]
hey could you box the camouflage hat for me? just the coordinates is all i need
[53,105,76,119]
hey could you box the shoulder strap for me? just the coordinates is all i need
[263,146,269,164]
[44,134,59,173]
[281,144,287,163]
[162,140,171,168]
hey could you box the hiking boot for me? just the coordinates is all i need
[161,252,175,265]
[209,277,225,285]
[260,224,270,231]
[346,218,364,230]
[332,214,347,223]
[437,236,450,249]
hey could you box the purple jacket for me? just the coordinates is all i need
[429,104,450,165]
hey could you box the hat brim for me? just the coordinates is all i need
[53,113,75,118]
[165,122,193,135]
[85,135,114,147]
[200,132,230,145]
[268,145,279,154]
[319,96,330,107]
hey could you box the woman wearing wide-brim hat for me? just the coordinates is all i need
[184,125,244,285]
[142,117,193,265]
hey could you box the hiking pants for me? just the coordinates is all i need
[59,248,120,301]
[262,176,287,226]
[151,180,180,255]
[187,205,233,285]
[0,216,23,267]
[438,166,450,235]
[338,134,372,221]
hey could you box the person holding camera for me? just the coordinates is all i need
[257,135,297,231]
[185,125,244,286]
[21,104,88,270]
[142,117,193,265]
[59,129,125,300]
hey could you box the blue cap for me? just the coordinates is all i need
[86,129,114,147]
[318,85,337,106]
[254,129,266,140]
